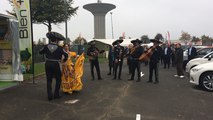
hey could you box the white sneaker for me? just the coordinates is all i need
[179,75,184,78]
[141,72,144,77]
[174,75,179,77]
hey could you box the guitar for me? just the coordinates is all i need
[88,50,105,60]
[139,45,157,61]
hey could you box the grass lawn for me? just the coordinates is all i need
[0,81,17,88]
[24,62,45,80]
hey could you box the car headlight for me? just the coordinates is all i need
[191,67,203,73]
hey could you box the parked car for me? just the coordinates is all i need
[185,51,213,77]
[183,46,213,69]
[183,46,213,60]
[190,62,213,91]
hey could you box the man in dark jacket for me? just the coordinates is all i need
[87,41,104,80]
[107,45,114,75]
[188,42,197,61]
[128,39,144,82]
[113,39,125,80]
[174,43,184,78]
[39,31,68,101]
[163,44,172,69]
[147,39,162,84]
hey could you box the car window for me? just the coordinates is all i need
[198,48,212,56]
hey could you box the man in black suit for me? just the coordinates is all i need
[163,44,172,69]
[147,38,163,84]
[39,31,68,101]
[128,39,144,82]
[188,42,197,61]
[113,39,125,80]
[107,45,114,75]
[87,41,104,80]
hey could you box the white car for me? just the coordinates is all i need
[185,51,213,77]
[190,62,213,91]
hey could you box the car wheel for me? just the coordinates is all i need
[199,72,213,91]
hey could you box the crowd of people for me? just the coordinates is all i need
[39,31,197,101]
[87,37,198,84]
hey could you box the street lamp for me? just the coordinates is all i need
[110,12,114,39]
[64,0,68,40]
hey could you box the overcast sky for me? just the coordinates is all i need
[1,0,213,41]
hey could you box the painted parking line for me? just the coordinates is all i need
[64,99,79,104]
[136,114,141,120]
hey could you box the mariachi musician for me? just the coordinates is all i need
[139,38,162,84]
[87,40,104,80]
[113,39,125,80]
[39,31,68,101]
[128,39,144,82]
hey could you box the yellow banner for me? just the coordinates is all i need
[13,0,33,74]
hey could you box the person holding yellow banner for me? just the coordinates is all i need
[61,43,85,94]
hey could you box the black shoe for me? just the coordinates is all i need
[107,73,111,75]
[98,78,103,80]
[48,97,53,101]
[146,80,152,83]
[128,78,134,81]
[54,96,61,99]
[154,81,159,84]
[118,78,122,80]
[136,79,141,82]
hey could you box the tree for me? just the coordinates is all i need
[8,0,78,32]
[201,35,213,46]
[73,36,87,45]
[191,36,200,43]
[141,35,150,43]
[179,31,191,43]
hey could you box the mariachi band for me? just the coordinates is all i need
[103,38,163,83]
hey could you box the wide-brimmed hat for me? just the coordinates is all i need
[131,39,142,44]
[150,39,163,44]
[46,31,65,41]
[88,40,96,45]
[112,39,123,46]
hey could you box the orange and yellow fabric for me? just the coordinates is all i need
[61,52,85,94]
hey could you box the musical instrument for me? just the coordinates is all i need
[139,45,157,61]
[88,50,105,60]
[130,46,139,55]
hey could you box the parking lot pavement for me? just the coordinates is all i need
[0,62,213,120]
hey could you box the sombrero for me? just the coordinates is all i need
[150,39,163,43]
[131,39,142,44]
[88,40,96,45]
[112,39,123,46]
[46,31,65,41]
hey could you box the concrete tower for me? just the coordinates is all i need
[83,0,116,39]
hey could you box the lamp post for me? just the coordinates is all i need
[64,0,68,41]
[110,12,114,39]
